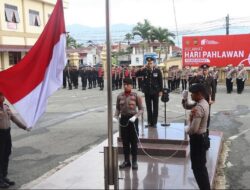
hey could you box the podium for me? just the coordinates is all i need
[117,122,189,158]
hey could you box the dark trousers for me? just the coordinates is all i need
[120,116,139,160]
[98,77,104,89]
[81,78,87,89]
[72,76,78,88]
[214,79,218,93]
[0,128,11,179]
[112,77,116,90]
[67,77,72,90]
[226,78,233,93]
[168,80,172,91]
[132,77,136,89]
[119,78,123,89]
[181,79,187,90]
[115,77,119,89]
[145,93,159,125]
[93,79,97,88]
[63,74,67,88]
[138,78,142,91]
[189,134,210,190]
[236,78,244,94]
[88,78,92,88]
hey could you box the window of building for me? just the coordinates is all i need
[4,4,20,23]
[136,57,139,63]
[9,52,21,65]
[29,10,41,26]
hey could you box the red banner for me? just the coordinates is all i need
[182,34,250,67]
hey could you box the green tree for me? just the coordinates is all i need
[151,27,175,61]
[124,33,134,45]
[132,19,153,43]
[66,34,83,49]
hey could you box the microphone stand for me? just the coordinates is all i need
[161,68,170,127]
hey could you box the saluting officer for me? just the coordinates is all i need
[142,56,163,128]
[114,78,143,170]
[182,84,211,190]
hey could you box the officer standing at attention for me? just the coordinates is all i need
[0,92,29,188]
[224,64,236,94]
[189,64,215,136]
[142,56,163,128]
[183,84,211,190]
[114,78,143,170]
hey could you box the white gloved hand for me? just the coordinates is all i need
[184,125,189,133]
[182,90,188,100]
[129,116,137,123]
[113,117,118,123]
[242,78,245,82]
[231,79,234,83]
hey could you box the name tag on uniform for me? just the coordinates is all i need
[153,73,158,77]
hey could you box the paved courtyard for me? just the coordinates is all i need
[7,82,250,189]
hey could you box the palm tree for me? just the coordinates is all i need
[66,34,83,49]
[124,33,134,45]
[132,19,153,43]
[151,27,175,61]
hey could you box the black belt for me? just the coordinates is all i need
[121,114,134,118]
[189,133,207,138]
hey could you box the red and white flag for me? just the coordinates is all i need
[0,0,66,128]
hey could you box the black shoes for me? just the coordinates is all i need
[151,124,157,128]
[119,161,131,169]
[3,178,15,186]
[0,179,10,189]
[119,161,138,170]
[132,162,138,170]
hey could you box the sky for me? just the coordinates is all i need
[64,0,250,30]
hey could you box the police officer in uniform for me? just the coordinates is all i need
[142,56,163,127]
[114,78,143,170]
[224,64,236,93]
[189,64,216,136]
[236,64,248,94]
[183,84,211,190]
[79,67,88,90]
[0,92,29,188]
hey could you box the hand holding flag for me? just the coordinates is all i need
[0,0,66,128]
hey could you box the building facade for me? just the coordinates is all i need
[130,42,180,66]
[0,0,68,71]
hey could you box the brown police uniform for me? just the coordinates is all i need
[114,90,143,169]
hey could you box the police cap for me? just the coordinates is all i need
[123,78,133,85]
[189,83,206,94]
[199,63,210,70]
[146,56,155,62]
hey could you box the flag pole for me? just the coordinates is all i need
[104,0,118,189]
